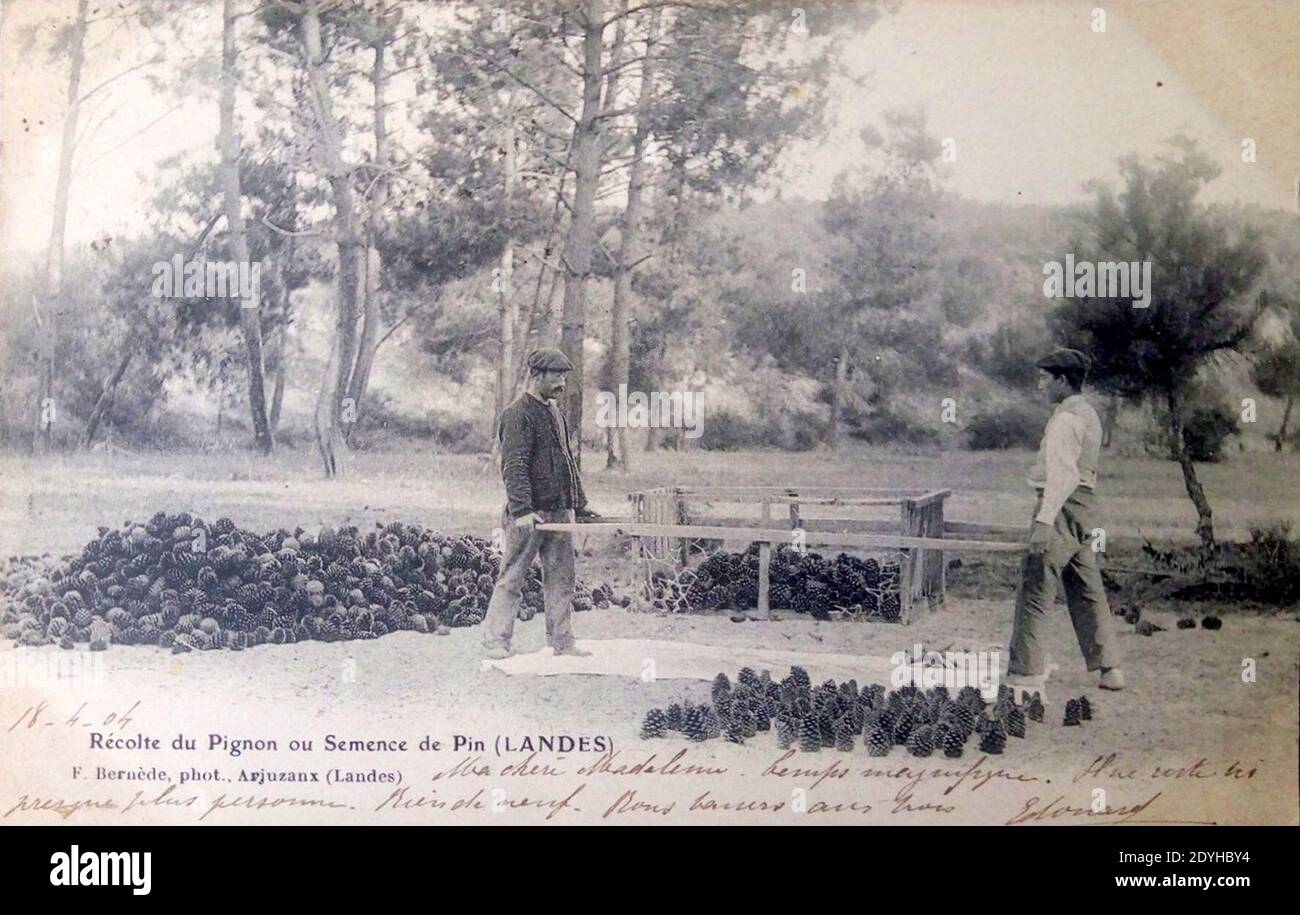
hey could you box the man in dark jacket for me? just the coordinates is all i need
[484,347,595,660]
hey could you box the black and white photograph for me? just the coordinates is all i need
[0,0,1297,846]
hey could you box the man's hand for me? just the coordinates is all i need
[575,507,601,523]
[1028,520,1054,555]
[514,512,541,530]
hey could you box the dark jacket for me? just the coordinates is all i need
[498,393,588,518]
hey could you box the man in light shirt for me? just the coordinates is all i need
[1007,348,1125,701]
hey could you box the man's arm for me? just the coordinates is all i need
[572,460,590,514]
[499,406,534,518]
[1035,412,1086,526]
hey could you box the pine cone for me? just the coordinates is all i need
[798,716,821,753]
[942,725,965,758]
[866,725,892,757]
[978,721,1007,755]
[1005,707,1027,738]
[906,725,934,757]
[640,708,668,739]
[1063,699,1082,726]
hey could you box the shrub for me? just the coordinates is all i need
[965,404,1047,450]
[1181,401,1239,462]
[697,408,770,451]
[1143,523,1300,605]
[850,407,940,446]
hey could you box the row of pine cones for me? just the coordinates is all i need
[641,666,1079,758]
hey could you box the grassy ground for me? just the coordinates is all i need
[3,442,1298,555]
[1,443,1296,824]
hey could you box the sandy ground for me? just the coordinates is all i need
[2,596,1295,825]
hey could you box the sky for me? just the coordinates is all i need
[0,0,1295,263]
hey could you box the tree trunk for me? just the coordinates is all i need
[1167,384,1215,551]
[269,324,287,434]
[518,160,571,385]
[559,0,607,471]
[34,0,89,454]
[302,0,364,477]
[221,0,273,455]
[1102,393,1119,448]
[45,0,88,297]
[605,8,658,473]
[1275,394,1293,452]
[496,99,518,427]
[827,344,850,448]
[81,349,134,448]
[345,10,391,444]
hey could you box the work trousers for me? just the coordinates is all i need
[1008,487,1122,676]
[483,508,576,651]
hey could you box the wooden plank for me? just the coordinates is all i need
[535,522,1025,552]
[757,541,771,620]
[673,486,931,499]
[680,494,911,507]
[900,499,920,621]
[638,516,903,533]
[912,489,951,508]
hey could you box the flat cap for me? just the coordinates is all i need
[526,347,574,372]
[1035,347,1091,375]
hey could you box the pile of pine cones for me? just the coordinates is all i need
[646,546,904,621]
[1,513,619,652]
[641,667,1048,756]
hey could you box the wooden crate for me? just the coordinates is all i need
[612,485,1009,623]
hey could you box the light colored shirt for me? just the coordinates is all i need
[1028,394,1102,524]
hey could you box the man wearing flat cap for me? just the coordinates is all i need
[1006,347,1125,701]
[484,347,595,660]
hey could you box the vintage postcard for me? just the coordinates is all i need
[0,0,1296,834]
